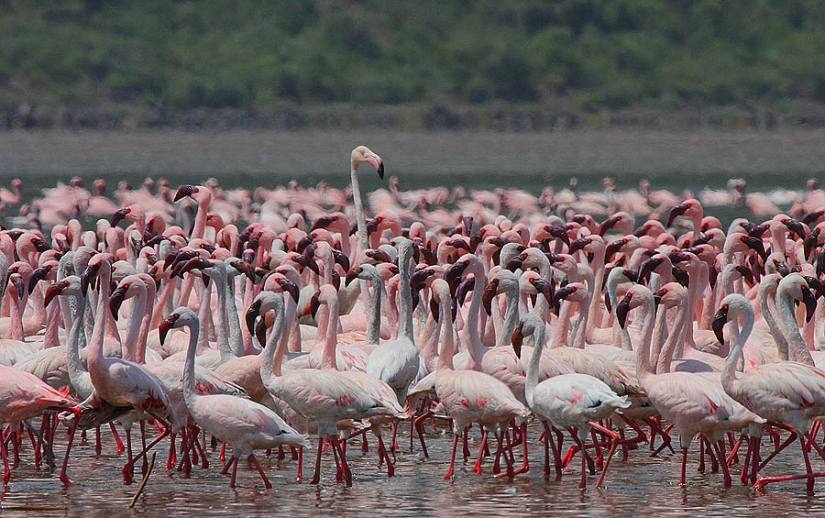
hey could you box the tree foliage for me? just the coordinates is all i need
[1,0,824,112]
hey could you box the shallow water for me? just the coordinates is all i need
[2,423,825,516]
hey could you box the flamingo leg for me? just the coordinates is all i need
[109,422,125,455]
[1,425,10,485]
[248,454,272,489]
[296,447,303,483]
[58,408,81,486]
[309,437,324,485]
[229,455,239,488]
[331,435,352,487]
[376,433,395,477]
[473,427,488,474]
[571,432,588,489]
[513,421,529,475]
[444,433,460,480]
[755,432,824,496]
[590,421,619,489]
[713,439,732,487]
[413,410,433,458]
[679,446,689,486]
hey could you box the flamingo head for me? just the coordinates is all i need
[352,146,385,180]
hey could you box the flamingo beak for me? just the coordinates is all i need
[174,184,196,202]
[246,299,262,337]
[712,305,729,344]
[667,203,689,227]
[482,279,499,316]
[803,287,818,323]
[158,313,178,344]
[109,284,128,320]
[278,278,300,303]
[616,294,632,329]
[310,291,321,318]
[44,281,66,308]
[598,215,619,237]
[511,325,524,359]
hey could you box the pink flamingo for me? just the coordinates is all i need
[160,307,309,488]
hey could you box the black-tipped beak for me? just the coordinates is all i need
[803,287,818,323]
[598,215,619,237]
[81,262,101,293]
[111,207,130,227]
[255,319,268,348]
[482,278,499,316]
[553,285,576,307]
[44,281,66,308]
[310,215,335,232]
[445,261,468,284]
[174,184,196,202]
[511,325,524,359]
[568,238,587,254]
[332,249,350,272]
[504,254,524,272]
[310,291,321,318]
[616,294,632,329]
[28,267,49,294]
[735,265,754,286]
[109,285,128,320]
[181,257,210,275]
[457,277,475,306]
[741,236,767,260]
[784,218,806,240]
[32,238,49,253]
[246,300,262,336]
[159,313,179,344]
[712,305,729,344]
[278,278,300,303]
[376,161,385,180]
[429,297,439,322]
[653,288,665,309]
[462,216,474,236]
[605,239,626,259]
[633,224,650,237]
[667,203,689,227]
[531,278,554,309]
[804,229,820,261]
[802,210,825,225]
[345,268,360,286]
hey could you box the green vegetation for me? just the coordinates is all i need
[1,0,825,129]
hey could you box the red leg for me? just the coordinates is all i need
[444,432,460,480]
[513,421,529,475]
[590,421,619,489]
[109,422,125,455]
[679,446,689,486]
[713,439,732,487]
[59,408,81,485]
[309,437,324,485]
[248,454,272,489]
[229,456,239,488]
[473,427,488,474]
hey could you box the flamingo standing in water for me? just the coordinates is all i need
[160,307,309,488]
[715,288,825,495]
[512,313,630,488]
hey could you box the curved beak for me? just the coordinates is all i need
[278,278,300,303]
[784,218,806,240]
[246,300,262,337]
[80,262,101,294]
[310,215,335,232]
[633,223,650,237]
[712,305,729,344]
[28,266,49,294]
[109,284,128,320]
[616,294,632,329]
[598,215,620,237]
[553,285,576,307]
[511,324,524,359]
[111,207,130,227]
[504,254,525,272]
[803,286,818,323]
[256,319,268,348]
[44,280,67,308]
[309,290,321,318]
[741,236,766,260]
[445,261,468,284]
[667,202,689,227]
[568,238,587,255]
[174,184,196,202]
[481,278,499,316]
[159,313,179,344]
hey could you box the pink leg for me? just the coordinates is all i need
[308,437,324,485]
[59,408,81,485]
[444,433,460,480]
[248,454,272,489]
[229,456,239,488]
[109,422,125,455]
[473,427,488,474]
[296,447,303,483]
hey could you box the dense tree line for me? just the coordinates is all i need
[1,0,824,118]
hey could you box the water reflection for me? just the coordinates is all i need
[4,422,825,516]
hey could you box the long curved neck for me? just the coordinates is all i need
[210,273,234,362]
[436,290,455,372]
[366,274,382,346]
[722,304,754,394]
[760,282,788,361]
[322,295,340,370]
[67,292,91,396]
[572,298,589,349]
[122,288,146,363]
[192,193,211,241]
[87,267,112,380]
[496,284,520,347]
[397,240,415,343]
[551,299,573,349]
[634,296,656,383]
[656,303,687,373]
[224,274,247,356]
[777,287,815,366]
[183,317,201,402]
[525,323,546,410]
[463,266,487,370]
[260,296,286,386]
[351,163,368,254]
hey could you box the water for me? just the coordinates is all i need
[2,129,825,514]
[1,423,825,516]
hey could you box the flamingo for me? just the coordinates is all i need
[715,289,825,494]
[159,307,308,488]
[512,313,630,488]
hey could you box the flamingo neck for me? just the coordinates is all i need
[183,317,201,403]
[722,302,754,394]
[777,286,814,366]
[351,163,368,254]
[463,266,487,370]
[322,295,340,370]
[397,240,415,343]
[634,294,656,383]
[260,295,286,385]
[122,287,146,364]
[66,292,90,396]
[496,283,519,347]
[524,322,546,410]
[366,274,381,346]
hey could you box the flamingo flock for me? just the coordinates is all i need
[3,146,825,496]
